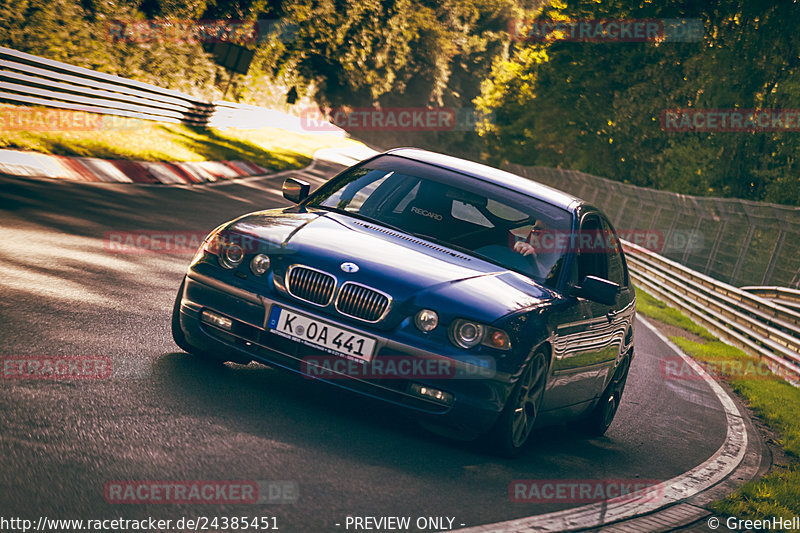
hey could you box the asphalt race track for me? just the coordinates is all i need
[0,158,746,532]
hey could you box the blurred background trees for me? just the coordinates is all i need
[1,0,798,205]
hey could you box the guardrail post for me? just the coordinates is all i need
[729,225,756,285]
[762,228,787,286]
[704,219,727,277]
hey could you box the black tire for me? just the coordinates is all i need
[484,351,548,458]
[171,277,227,364]
[584,355,631,436]
[171,277,196,354]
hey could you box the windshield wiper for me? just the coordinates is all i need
[409,233,500,263]
[309,205,409,234]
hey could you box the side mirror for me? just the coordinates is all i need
[571,275,619,305]
[282,177,310,203]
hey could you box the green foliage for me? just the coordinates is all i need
[0,0,520,160]
[477,0,800,205]
[712,465,800,528]
[0,0,222,98]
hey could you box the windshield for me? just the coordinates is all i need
[304,160,573,287]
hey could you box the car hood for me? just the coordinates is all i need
[229,209,557,323]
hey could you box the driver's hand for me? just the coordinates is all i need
[514,241,537,257]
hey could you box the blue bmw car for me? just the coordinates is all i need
[172,148,635,456]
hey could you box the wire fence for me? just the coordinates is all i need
[504,164,800,289]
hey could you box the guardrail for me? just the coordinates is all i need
[0,46,214,125]
[624,240,800,385]
[0,46,346,135]
[741,286,800,312]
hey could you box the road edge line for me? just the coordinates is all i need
[449,315,749,533]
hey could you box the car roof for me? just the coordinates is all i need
[383,147,582,211]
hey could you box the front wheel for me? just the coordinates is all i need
[484,351,548,458]
[171,277,229,365]
[171,277,196,354]
[584,355,630,436]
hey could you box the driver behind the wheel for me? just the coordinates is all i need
[508,219,563,282]
[511,219,549,257]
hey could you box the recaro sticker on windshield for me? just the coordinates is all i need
[410,206,443,220]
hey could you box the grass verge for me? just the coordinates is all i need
[0,105,363,171]
[635,287,800,526]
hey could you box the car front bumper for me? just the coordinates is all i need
[177,271,515,438]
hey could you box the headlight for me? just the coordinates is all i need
[198,229,253,270]
[219,242,244,269]
[190,223,229,266]
[449,319,511,350]
[250,254,271,275]
[414,309,439,332]
[451,319,485,349]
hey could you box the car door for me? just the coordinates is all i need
[600,216,635,370]
[544,212,619,410]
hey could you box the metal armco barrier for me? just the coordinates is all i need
[0,46,345,134]
[623,240,800,385]
[0,46,214,125]
[741,286,800,312]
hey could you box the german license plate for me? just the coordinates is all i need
[267,306,376,363]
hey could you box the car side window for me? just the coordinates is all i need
[577,215,609,283]
[602,218,627,287]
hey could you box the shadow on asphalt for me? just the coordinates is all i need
[151,351,628,470]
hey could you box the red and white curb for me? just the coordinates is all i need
[0,149,270,184]
[452,316,750,533]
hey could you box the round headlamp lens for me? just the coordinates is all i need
[414,309,439,332]
[250,254,271,275]
[452,320,484,349]
[220,243,244,268]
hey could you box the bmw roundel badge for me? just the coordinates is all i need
[340,262,359,273]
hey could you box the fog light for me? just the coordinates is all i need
[414,309,439,332]
[250,254,271,275]
[200,309,233,331]
[451,319,484,349]
[409,383,453,405]
[220,243,244,269]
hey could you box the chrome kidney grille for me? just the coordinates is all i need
[335,282,391,323]
[286,266,336,306]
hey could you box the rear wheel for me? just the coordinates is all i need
[584,355,630,436]
[485,351,548,458]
